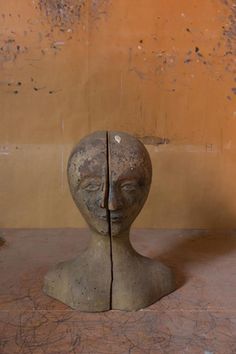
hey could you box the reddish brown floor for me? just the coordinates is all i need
[0,228,236,354]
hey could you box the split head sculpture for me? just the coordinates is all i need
[44,131,175,311]
[67,131,152,237]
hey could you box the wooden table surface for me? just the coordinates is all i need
[0,228,236,354]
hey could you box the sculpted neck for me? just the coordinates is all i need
[89,228,110,248]
[111,228,137,256]
[88,227,136,257]
[89,228,133,248]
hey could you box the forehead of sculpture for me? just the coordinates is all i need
[67,131,107,191]
[69,131,107,162]
[108,131,152,183]
[67,131,152,189]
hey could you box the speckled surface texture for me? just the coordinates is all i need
[0,228,236,353]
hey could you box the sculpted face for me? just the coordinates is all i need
[67,131,109,236]
[67,131,152,236]
[108,132,152,236]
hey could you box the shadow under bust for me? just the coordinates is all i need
[43,131,175,311]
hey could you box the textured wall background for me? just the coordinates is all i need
[0,0,236,228]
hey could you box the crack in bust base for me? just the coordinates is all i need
[43,131,175,311]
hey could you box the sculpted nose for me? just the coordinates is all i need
[100,181,109,209]
[108,188,122,211]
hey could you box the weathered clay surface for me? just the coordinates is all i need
[108,131,174,310]
[44,131,175,311]
[44,131,111,312]
[44,230,111,311]
[108,131,152,237]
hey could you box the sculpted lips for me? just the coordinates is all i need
[99,214,123,223]
[100,215,108,221]
[110,214,123,223]
[99,215,123,224]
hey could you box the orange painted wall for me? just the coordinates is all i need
[0,0,236,228]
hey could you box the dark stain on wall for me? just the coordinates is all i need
[0,38,28,64]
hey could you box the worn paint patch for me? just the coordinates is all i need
[0,1,110,68]
[37,0,86,27]
[219,0,236,97]
[90,0,111,21]
[37,0,110,28]
[128,46,177,84]
[221,0,236,54]
[0,38,28,64]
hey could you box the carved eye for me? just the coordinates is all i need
[120,182,138,192]
[79,178,102,192]
[83,182,101,192]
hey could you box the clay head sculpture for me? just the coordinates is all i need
[44,131,175,311]
[67,131,152,237]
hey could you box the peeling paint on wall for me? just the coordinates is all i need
[0,0,110,68]
[0,38,28,65]
[36,0,110,28]
[90,0,111,21]
[221,0,236,54]
[37,0,86,28]
[125,1,236,100]
[220,0,236,98]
